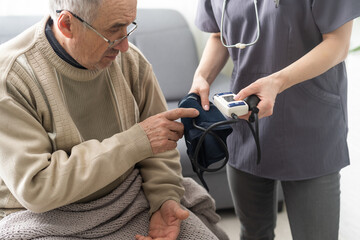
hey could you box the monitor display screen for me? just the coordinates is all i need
[223,95,235,102]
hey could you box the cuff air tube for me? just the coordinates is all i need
[179,93,261,191]
[178,93,233,191]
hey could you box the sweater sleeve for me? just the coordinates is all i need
[134,56,185,215]
[0,92,153,213]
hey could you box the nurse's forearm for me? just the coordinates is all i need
[194,33,229,85]
[274,21,353,93]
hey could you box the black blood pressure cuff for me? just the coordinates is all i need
[178,93,233,169]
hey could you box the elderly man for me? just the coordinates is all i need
[0,0,227,239]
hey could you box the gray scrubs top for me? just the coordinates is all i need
[195,0,360,180]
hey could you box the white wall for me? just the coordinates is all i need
[0,0,48,15]
[1,0,360,239]
[340,19,360,240]
[341,53,360,240]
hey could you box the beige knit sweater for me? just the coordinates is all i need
[0,16,184,220]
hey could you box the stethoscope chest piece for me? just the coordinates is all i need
[274,0,280,8]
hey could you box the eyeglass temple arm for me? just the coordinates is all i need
[56,9,111,44]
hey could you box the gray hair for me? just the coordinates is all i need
[49,0,103,24]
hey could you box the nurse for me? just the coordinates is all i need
[190,0,360,239]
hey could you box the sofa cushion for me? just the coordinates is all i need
[0,16,43,44]
[128,9,198,102]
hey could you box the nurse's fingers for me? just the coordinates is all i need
[189,76,211,111]
[234,84,259,101]
[198,89,210,111]
[256,99,274,119]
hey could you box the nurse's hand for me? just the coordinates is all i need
[189,77,211,111]
[234,74,283,119]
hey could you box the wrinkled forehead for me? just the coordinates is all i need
[94,0,137,26]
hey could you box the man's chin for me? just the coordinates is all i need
[91,59,114,70]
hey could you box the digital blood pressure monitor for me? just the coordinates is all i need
[213,92,249,118]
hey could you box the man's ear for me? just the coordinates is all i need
[57,13,73,38]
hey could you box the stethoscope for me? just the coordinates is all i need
[220,0,280,49]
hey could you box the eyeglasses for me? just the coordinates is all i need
[56,10,137,48]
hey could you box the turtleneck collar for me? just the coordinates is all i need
[45,18,86,69]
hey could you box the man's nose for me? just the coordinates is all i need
[112,38,129,52]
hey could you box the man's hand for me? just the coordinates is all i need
[139,108,199,154]
[135,200,189,240]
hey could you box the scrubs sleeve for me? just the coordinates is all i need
[195,0,220,32]
[312,0,360,34]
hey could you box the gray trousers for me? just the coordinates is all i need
[227,165,340,240]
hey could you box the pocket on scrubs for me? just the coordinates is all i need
[297,63,344,109]
[298,78,341,109]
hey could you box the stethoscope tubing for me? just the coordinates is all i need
[220,0,261,49]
